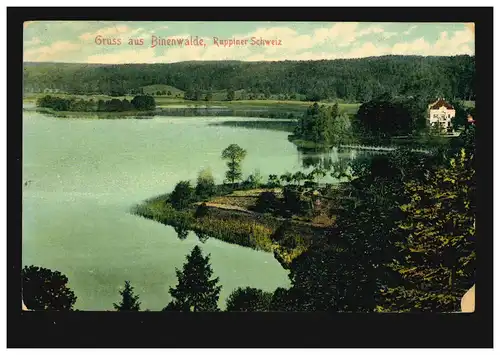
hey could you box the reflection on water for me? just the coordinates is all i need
[298,147,370,172]
[209,119,297,133]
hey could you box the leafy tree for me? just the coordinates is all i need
[450,100,470,130]
[402,96,428,134]
[164,245,222,311]
[294,103,353,145]
[381,149,475,312]
[195,168,216,199]
[244,170,263,189]
[225,287,273,311]
[355,96,417,139]
[170,181,194,210]
[221,144,247,186]
[22,265,77,310]
[113,280,141,311]
[330,113,354,144]
[36,95,71,111]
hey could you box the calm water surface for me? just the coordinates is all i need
[22,111,360,310]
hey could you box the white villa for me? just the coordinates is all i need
[428,98,456,132]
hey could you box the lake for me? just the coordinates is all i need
[22,110,363,310]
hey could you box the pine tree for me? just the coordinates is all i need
[381,148,475,312]
[113,280,141,311]
[164,245,222,311]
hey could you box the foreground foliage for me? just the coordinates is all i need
[380,148,475,312]
[226,287,273,311]
[22,265,77,311]
[113,280,141,311]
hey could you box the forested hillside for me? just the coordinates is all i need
[23,55,475,102]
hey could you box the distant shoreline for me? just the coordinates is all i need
[23,95,360,120]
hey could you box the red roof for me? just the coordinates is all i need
[429,98,454,110]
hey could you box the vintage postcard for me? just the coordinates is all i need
[21,20,477,315]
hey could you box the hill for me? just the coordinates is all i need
[23,55,475,102]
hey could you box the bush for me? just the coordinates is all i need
[195,168,216,199]
[131,95,156,111]
[195,203,210,218]
[253,191,279,214]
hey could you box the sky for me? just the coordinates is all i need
[23,21,475,64]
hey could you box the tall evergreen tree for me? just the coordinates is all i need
[113,280,141,311]
[164,245,222,311]
[380,148,475,312]
[170,180,194,210]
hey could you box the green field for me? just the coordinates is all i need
[141,84,185,97]
[154,98,360,115]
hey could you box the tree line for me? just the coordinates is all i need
[24,55,475,101]
[36,95,156,112]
